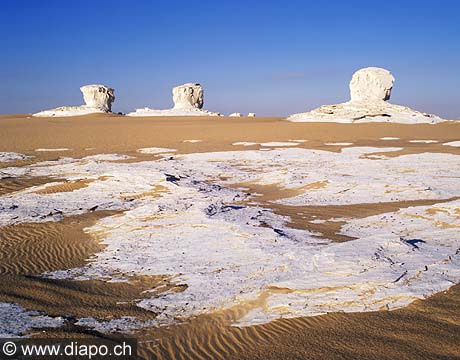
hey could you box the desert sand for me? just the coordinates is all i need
[1,114,460,359]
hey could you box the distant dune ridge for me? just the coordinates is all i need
[288,67,447,124]
[33,84,115,117]
[127,83,221,116]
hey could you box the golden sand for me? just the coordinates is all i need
[0,210,181,323]
[1,114,460,359]
[0,176,57,195]
[1,114,460,161]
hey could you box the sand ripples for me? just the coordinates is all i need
[0,212,114,275]
[0,176,55,196]
[137,288,460,360]
[33,179,95,194]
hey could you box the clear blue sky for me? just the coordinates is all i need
[1,0,459,117]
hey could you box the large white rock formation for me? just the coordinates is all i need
[34,84,115,117]
[172,83,204,109]
[80,85,115,112]
[127,83,220,116]
[349,67,394,102]
[288,67,445,124]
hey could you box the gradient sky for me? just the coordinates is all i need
[1,0,459,117]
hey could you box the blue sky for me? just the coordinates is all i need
[1,0,459,117]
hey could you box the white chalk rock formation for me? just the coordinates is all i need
[229,112,243,117]
[34,84,115,117]
[172,83,204,109]
[349,67,394,102]
[80,85,115,112]
[248,113,256,117]
[288,67,445,124]
[127,83,220,117]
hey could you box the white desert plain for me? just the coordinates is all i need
[1,66,460,359]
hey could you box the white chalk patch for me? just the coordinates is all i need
[0,156,167,225]
[0,152,32,163]
[0,302,63,338]
[182,140,203,143]
[137,147,177,154]
[2,147,460,331]
[324,142,353,146]
[309,219,326,224]
[260,142,299,147]
[443,141,460,147]
[35,148,70,152]
[76,317,156,334]
[380,137,400,140]
[232,141,301,147]
[82,154,133,161]
[232,142,258,146]
[408,140,438,143]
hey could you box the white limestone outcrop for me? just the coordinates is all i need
[127,107,221,117]
[350,67,394,102]
[229,112,243,117]
[80,85,115,112]
[127,83,220,117]
[288,67,446,124]
[248,113,256,117]
[172,83,204,109]
[33,84,115,117]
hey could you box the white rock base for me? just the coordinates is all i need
[33,106,108,117]
[126,107,221,117]
[288,100,445,124]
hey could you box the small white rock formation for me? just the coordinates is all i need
[127,83,220,117]
[288,67,445,124]
[248,113,256,117]
[229,112,243,117]
[34,84,115,117]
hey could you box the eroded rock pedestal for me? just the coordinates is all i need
[34,84,115,117]
[80,85,115,112]
[349,67,394,102]
[128,83,220,117]
[172,83,204,110]
[288,67,445,124]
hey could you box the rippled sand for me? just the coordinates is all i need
[1,114,460,359]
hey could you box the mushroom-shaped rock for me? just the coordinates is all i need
[287,67,445,124]
[127,83,220,116]
[349,67,394,102]
[172,83,204,109]
[81,84,115,111]
[33,84,115,117]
